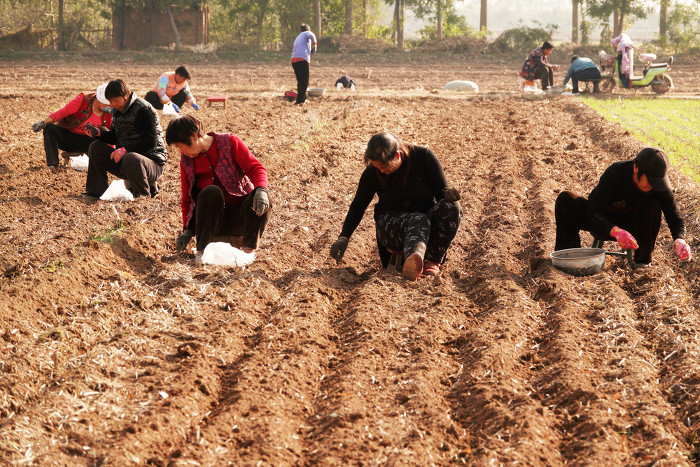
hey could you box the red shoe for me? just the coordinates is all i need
[423,260,440,276]
[402,253,423,280]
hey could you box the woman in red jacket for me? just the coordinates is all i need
[165,115,270,263]
[32,83,112,172]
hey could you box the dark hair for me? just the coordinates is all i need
[571,55,579,63]
[363,132,410,165]
[175,65,191,80]
[542,41,554,50]
[165,115,204,146]
[104,79,129,99]
[300,23,310,32]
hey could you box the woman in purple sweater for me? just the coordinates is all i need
[329,132,462,280]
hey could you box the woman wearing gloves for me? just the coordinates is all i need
[144,65,199,113]
[555,147,692,267]
[330,132,462,280]
[32,83,112,172]
[165,115,270,263]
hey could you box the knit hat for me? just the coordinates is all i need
[634,147,671,192]
[95,83,110,105]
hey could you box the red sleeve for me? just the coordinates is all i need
[180,161,192,228]
[49,94,84,122]
[229,135,268,189]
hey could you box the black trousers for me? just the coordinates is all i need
[534,65,554,89]
[42,124,95,167]
[86,140,163,198]
[144,89,187,110]
[193,185,271,252]
[292,60,309,104]
[571,68,602,93]
[554,191,662,263]
[375,199,462,264]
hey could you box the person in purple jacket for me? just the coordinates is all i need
[290,24,317,105]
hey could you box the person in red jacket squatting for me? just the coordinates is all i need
[32,83,112,172]
[165,115,271,264]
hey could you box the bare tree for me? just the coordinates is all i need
[166,5,181,49]
[345,0,353,35]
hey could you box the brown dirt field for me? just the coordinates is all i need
[2,58,700,466]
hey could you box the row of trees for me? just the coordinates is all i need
[1,0,698,52]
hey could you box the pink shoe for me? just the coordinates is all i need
[423,260,440,276]
[402,253,423,280]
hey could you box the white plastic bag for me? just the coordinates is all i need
[442,80,479,92]
[100,180,134,202]
[70,154,89,171]
[163,102,178,116]
[201,242,255,267]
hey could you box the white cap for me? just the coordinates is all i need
[95,83,109,104]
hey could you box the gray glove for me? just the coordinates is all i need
[445,187,461,202]
[32,121,46,132]
[330,236,349,262]
[176,229,194,251]
[252,188,269,216]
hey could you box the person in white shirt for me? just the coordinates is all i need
[290,24,317,105]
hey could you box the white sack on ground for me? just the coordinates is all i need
[201,242,255,267]
[442,81,479,92]
[100,180,134,202]
[163,102,178,116]
[71,155,89,171]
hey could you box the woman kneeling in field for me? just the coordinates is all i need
[330,132,462,280]
[165,115,271,263]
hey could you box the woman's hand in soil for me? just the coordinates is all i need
[176,229,194,252]
[610,226,638,250]
[675,238,692,261]
[252,188,269,216]
[330,236,349,262]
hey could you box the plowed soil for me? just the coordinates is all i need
[2,58,700,466]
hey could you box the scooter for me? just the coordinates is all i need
[598,51,674,94]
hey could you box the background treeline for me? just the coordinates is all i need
[0,0,698,54]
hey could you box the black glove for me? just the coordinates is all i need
[176,229,194,251]
[330,236,349,262]
[84,123,100,138]
[32,121,46,132]
[445,188,461,202]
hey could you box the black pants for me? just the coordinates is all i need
[375,199,462,264]
[193,185,271,251]
[144,89,187,110]
[534,65,554,90]
[86,140,163,198]
[292,60,309,104]
[554,191,662,263]
[42,124,95,167]
[571,68,602,93]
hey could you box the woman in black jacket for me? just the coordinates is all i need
[330,132,462,280]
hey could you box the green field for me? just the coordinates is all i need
[582,97,700,183]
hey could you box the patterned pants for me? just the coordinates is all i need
[375,199,462,263]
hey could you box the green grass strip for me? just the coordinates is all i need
[581,97,700,184]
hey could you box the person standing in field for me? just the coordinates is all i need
[31,83,112,172]
[83,79,167,199]
[165,115,270,264]
[290,24,317,105]
[329,132,462,280]
[520,41,559,91]
[144,65,199,113]
[554,147,692,267]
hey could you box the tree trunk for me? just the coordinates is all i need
[393,0,399,42]
[313,0,321,37]
[362,0,367,37]
[166,5,181,49]
[613,9,621,37]
[58,0,65,51]
[572,0,579,43]
[119,0,127,49]
[437,0,443,40]
[479,0,487,33]
[397,0,404,50]
[345,0,353,35]
[659,0,669,43]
